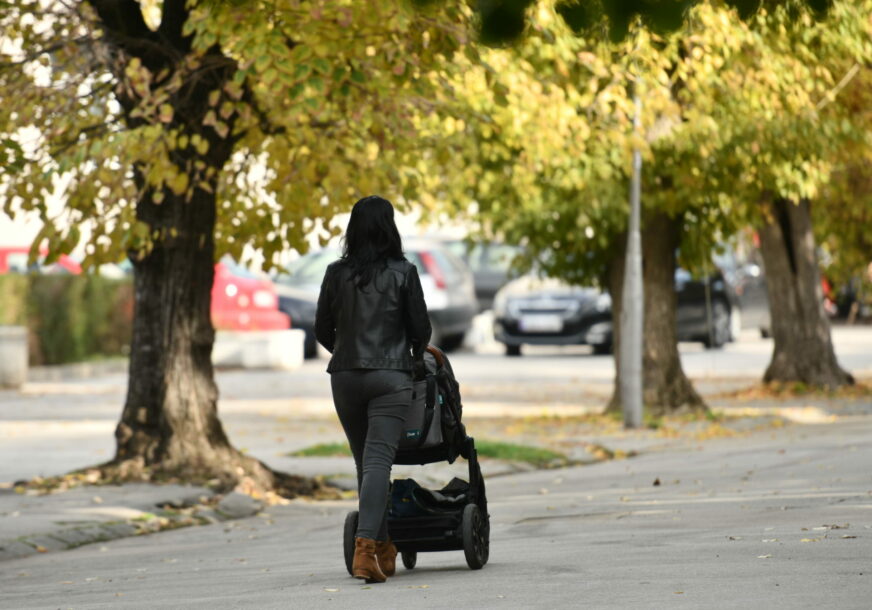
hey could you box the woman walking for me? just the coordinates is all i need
[315,195,431,583]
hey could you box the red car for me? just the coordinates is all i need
[0,246,82,274]
[211,260,290,331]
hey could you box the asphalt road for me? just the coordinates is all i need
[1,328,871,608]
[2,327,871,485]
[1,417,870,609]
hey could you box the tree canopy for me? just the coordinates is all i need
[0,0,474,270]
[431,0,871,283]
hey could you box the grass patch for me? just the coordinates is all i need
[289,439,570,469]
[475,439,569,468]
[288,442,352,457]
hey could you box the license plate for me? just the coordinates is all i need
[519,314,563,332]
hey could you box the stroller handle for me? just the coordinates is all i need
[425,345,445,368]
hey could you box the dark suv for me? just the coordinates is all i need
[442,240,521,312]
[493,269,738,356]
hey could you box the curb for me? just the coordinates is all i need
[0,491,263,563]
[26,359,129,383]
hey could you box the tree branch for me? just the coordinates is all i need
[158,0,192,52]
[49,123,112,158]
[89,0,173,70]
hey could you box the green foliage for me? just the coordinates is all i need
[289,439,569,468]
[474,439,569,467]
[0,275,29,325]
[288,442,351,457]
[812,69,872,286]
[0,0,476,271]
[25,276,133,366]
[430,0,872,285]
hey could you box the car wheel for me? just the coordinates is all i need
[592,343,612,355]
[505,344,521,357]
[304,336,318,359]
[439,333,465,353]
[428,317,442,349]
[729,308,741,342]
[703,301,730,349]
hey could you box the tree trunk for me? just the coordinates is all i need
[107,146,313,497]
[608,212,706,417]
[86,2,315,497]
[757,198,853,387]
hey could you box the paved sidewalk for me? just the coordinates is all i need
[0,485,265,563]
[1,417,870,609]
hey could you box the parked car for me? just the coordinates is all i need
[274,240,477,353]
[212,259,290,332]
[442,240,521,312]
[0,246,81,274]
[273,251,329,358]
[718,250,845,338]
[493,268,738,356]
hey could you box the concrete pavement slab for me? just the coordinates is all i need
[0,484,225,563]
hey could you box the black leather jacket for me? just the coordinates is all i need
[315,258,431,373]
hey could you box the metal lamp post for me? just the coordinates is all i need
[619,87,644,429]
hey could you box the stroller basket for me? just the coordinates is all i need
[343,345,490,572]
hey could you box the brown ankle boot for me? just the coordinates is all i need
[353,537,387,583]
[375,539,398,577]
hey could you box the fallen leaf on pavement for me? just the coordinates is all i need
[35,545,47,553]
[800,538,820,542]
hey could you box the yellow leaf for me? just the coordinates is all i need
[158,104,173,123]
[169,173,189,195]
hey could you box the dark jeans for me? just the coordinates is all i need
[330,369,411,540]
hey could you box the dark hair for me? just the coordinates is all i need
[341,195,404,288]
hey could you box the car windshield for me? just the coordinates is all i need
[4,251,74,274]
[219,257,259,279]
[442,240,472,262]
[276,250,337,287]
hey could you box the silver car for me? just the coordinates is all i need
[275,240,476,353]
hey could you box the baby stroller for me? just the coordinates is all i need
[343,346,490,571]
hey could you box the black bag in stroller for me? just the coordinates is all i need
[343,346,490,571]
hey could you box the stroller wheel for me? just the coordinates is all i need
[401,551,417,570]
[343,511,359,576]
[462,504,489,570]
